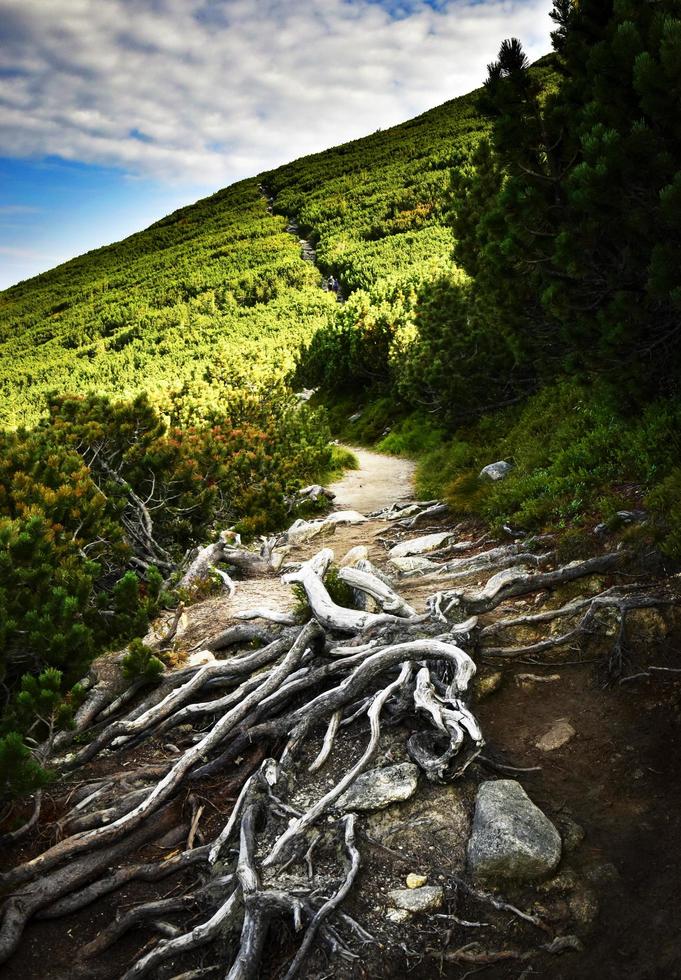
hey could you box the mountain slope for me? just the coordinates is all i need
[0,85,489,429]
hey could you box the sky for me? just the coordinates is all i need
[0,0,554,289]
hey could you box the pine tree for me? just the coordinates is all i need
[447,0,681,400]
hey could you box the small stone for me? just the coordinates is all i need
[406,873,427,889]
[388,886,444,913]
[535,719,576,752]
[389,532,456,559]
[537,869,580,894]
[479,460,513,482]
[617,509,647,524]
[337,763,419,812]
[386,907,411,924]
[285,518,325,546]
[467,779,562,882]
[475,671,503,699]
[515,673,561,688]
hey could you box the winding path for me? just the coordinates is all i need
[327,446,415,514]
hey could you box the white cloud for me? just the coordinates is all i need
[0,0,554,187]
[0,244,56,259]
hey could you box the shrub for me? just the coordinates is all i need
[121,639,165,683]
[648,468,681,562]
[0,732,50,801]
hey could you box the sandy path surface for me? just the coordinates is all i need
[176,449,420,643]
[327,446,415,514]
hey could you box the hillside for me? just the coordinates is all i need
[0,81,491,429]
[3,4,681,977]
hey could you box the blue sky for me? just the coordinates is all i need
[0,0,554,289]
[0,157,209,288]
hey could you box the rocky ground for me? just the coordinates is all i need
[2,448,681,979]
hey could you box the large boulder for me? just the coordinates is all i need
[479,460,513,482]
[467,779,561,881]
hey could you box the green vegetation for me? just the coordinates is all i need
[2,0,680,794]
[292,0,681,559]
[122,639,165,683]
[0,387,332,794]
[0,179,335,429]
[0,731,51,800]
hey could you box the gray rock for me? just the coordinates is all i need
[389,531,456,559]
[284,518,325,545]
[479,460,513,482]
[616,509,647,524]
[535,719,576,752]
[388,886,444,913]
[294,388,316,403]
[337,763,419,812]
[467,779,562,881]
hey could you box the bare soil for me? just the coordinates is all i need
[327,446,416,514]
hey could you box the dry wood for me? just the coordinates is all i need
[3,500,672,980]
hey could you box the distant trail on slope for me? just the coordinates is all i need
[259,183,344,302]
[327,445,415,514]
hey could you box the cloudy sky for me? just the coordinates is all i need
[0,0,554,289]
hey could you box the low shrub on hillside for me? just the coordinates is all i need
[411,382,681,537]
[0,387,333,788]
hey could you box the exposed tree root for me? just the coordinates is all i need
[479,584,676,671]
[2,504,675,978]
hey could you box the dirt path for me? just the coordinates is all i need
[5,449,681,980]
[327,446,415,514]
[174,449,419,646]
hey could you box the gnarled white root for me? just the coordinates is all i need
[235,607,299,625]
[4,497,650,980]
[284,550,423,633]
[338,564,416,617]
[264,661,413,867]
